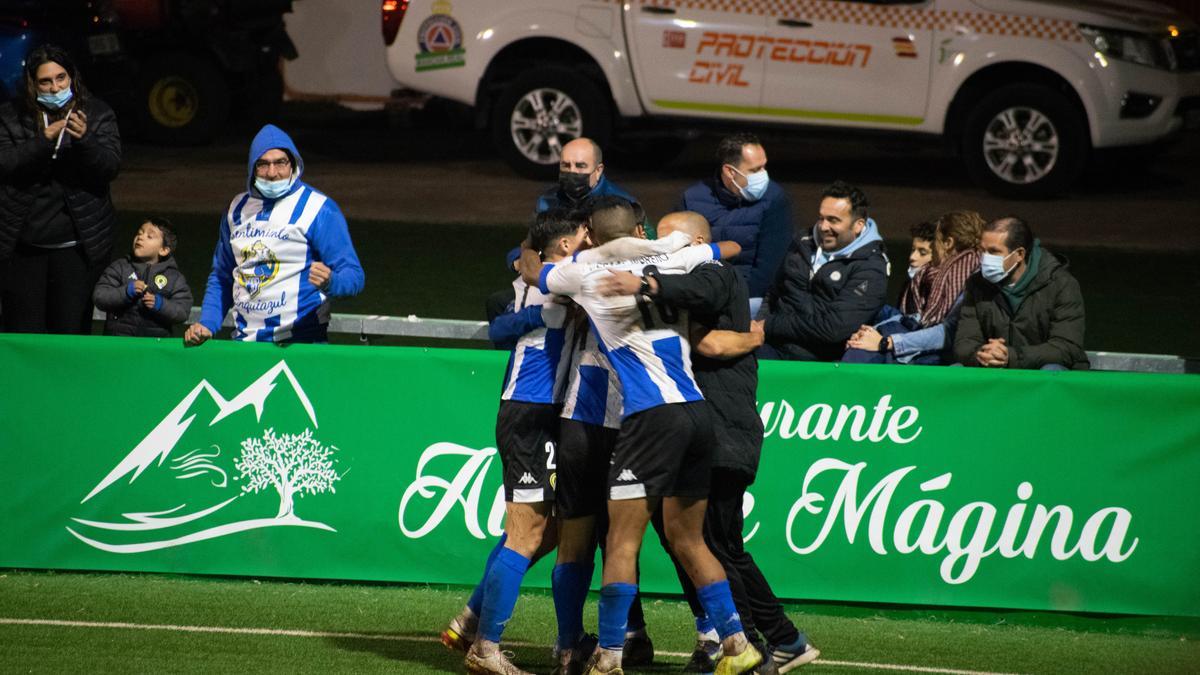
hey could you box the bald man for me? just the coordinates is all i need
[536,137,640,213]
[600,211,820,674]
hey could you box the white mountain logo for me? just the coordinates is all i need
[67,360,344,553]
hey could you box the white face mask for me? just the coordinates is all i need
[980,250,1019,284]
[254,175,295,200]
[907,265,921,279]
[730,166,769,202]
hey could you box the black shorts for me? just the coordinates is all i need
[495,400,558,503]
[556,418,618,519]
[610,401,714,500]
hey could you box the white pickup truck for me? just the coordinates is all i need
[383,0,1200,197]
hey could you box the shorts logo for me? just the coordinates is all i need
[518,472,536,485]
[617,468,638,482]
[415,3,465,73]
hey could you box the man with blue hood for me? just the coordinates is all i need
[753,180,888,361]
[185,124,364,345]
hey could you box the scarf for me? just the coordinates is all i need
[921,248,980,327]
[1002,240,1043,312]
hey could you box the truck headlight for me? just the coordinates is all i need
[1079,25,1171,70]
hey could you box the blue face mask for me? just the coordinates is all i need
[254,176,295,200]
[37,88,73,110]
[732,166,769,202]
[980,251,1018,284]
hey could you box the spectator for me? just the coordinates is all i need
[491,137,641,323]
[753,181,887,361]
[93,217,192,337]
[954,217,1087,370]
[185,124,364,345]
[0,44,121,334]
[678,132,791,316]
[845,211,983,364]
[536,137,639,213]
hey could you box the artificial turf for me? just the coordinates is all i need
[109,211,1199,357]
[1,570,1197,674]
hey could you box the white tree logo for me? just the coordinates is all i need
[235,428,341,520]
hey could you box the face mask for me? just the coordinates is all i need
[907,265,921,279]
[980,251,1018,284]
[558,171,592,202]
[254,176,295,200]
[37,88,73,110]
[731,166,769,202]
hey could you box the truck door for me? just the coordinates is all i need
[760,1,933,128]
[624,2,767,117]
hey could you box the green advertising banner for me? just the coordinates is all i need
[0,335,1197,617]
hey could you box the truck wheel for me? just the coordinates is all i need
[962,84,1087,199]
[137,53,230,145]
[490,66,611,179]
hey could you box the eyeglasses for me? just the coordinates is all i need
[254,158,291,171]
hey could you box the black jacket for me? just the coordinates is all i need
[654,259,762,481]
[763,233,889,361]
[0,97,122,268]
[953,250,1088,370]
[93,255,193,337]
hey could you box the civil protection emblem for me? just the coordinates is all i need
[415,1,465,72]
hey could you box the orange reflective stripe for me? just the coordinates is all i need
[620,0,1082,43]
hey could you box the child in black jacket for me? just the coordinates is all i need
[93,217,193,337]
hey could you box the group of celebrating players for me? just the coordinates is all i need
[437,195,817,675]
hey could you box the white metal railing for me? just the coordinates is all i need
[91,308,1189,374]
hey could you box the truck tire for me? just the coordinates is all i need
[490,66,611,179]
[961,83,1087,199]
[137,52,230,145]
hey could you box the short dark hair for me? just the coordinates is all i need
[145,216,177,255]
[910,221,936,242]
[529,208,582,253]
[821,180,870,222]
[587,195,638,244]
[716,132,762,167]
[24,44,89,114]
[985,216,1034,253]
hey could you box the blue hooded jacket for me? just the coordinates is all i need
[677,172,792,298]
[198,125,365,342]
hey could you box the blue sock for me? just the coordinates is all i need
[695,614,715,635]
[552,562,593,650]
[478,546,530,643]
[467,533,508,616]
[697,580,743,640]
[597,582,638,650]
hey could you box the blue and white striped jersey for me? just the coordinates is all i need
[541,243,722,418]
[199,125,364,343]
[500,277,570,404]
[559,317,623,429]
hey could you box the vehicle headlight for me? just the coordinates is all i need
[1079,25,1171,70]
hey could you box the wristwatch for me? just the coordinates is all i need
[638,278,653,296]
[878,336,891,354]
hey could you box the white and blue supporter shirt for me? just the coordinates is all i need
[201,187,362,342]
[199,124,364,342]
[540,243,722,418]
[500,277,570,404]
